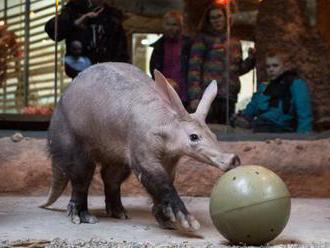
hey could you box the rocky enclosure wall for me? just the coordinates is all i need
[0,136,330,197]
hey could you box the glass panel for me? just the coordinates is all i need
[0,0,68,114]
[132,32,162,76]
[237,40,256,112]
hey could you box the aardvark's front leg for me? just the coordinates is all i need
[131,154,200,231]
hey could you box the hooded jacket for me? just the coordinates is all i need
[242,71,313,133]
[45,0,129,64]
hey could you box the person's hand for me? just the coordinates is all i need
[248,47,256,59]
[85,7,104,18]
[74,7,104,29]
[234,115,251,129]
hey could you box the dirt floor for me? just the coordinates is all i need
[1,129,330,247]
[0,197,329,247]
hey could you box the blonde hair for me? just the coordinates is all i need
[163,10,183,29]
[265,48,291,64]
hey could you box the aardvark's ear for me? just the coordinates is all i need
[195,80,218,121]
[154,69,188,117]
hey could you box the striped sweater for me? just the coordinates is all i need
[188,33,255,102]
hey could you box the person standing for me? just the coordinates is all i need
[150,10,190,107]
[45,0,129,64]
[187,2,255,124]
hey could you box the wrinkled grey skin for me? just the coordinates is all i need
[40,63,240,230]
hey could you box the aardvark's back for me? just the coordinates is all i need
[59,62,170,135]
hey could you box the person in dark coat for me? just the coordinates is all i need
[45,0,129,64]
[149,10,191,107]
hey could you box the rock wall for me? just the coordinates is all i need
[1,136,330,197]
[317,0,330,53]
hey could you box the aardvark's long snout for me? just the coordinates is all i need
[212,153,241,171]
[226,154,241,171]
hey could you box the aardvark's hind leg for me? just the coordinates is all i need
[101,163,131,219]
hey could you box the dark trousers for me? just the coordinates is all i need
[252,117,294,133]
[206,97,236,125]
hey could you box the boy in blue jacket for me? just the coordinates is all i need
[233,50,313,133]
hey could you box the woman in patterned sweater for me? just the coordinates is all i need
[188,2,255,124]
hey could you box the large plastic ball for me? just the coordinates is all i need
[209,165,291,245]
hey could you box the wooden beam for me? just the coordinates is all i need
[111,0,184,17]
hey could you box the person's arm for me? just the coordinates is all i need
[85,57,92,68]
[44,4,77,41]
[187,35,207,110]
[64,62,79,79]
[149,38,163,79]
[149,49,156,79]
[230,39,255,76]
[74,7,104,29]
[242,87,260,119]
[45,4,104,42]
[242,83,269,119]
[232,82,265,129]
[291,79,313,133]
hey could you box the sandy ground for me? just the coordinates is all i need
[0,197,329,247]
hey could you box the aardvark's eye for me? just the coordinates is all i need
[189,134,200,142]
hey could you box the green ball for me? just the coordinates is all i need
[209,165,291,246]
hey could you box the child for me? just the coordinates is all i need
[64,40,92,79]
[233,49,312,133]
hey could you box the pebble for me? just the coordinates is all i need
[10,132,24,142]
[243,146,253,152]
